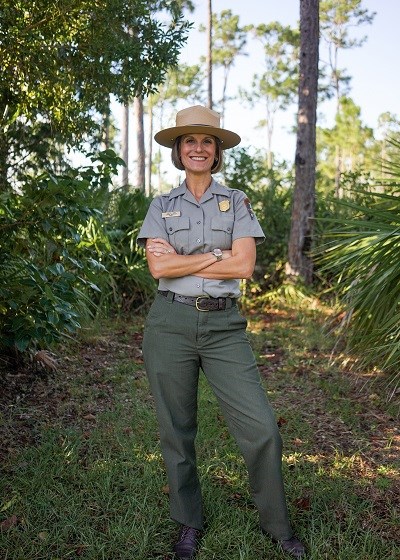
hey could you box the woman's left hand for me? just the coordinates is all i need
[146,238,176,257]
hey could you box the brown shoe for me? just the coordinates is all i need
[276,536,306,558]
[173,525,202,559]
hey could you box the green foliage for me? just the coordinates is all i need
[0,150,123,353]
[224,147,293,285]
[199,9,248,114]
[149,63,205,108]
[0,0,192,191]
[241,22,299,165]
[0,0,191,134]
[316,177,400,384]
[317,96,375,192]
[319,0,376,99]
[99,189,155,313]
[208,9,248,69]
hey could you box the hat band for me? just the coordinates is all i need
[180,123,214,127]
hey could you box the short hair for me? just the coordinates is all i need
[171,135,224,174]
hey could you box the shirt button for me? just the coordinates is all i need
[196,284,200,288]
[197,220,201,225]
[196,238,201,243]
[169,227,172,231]
[227,227,231,232]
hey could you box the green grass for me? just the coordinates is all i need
[0,303,399,559]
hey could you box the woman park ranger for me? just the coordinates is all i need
[137,105,305,559]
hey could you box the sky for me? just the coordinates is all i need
[116,0,400,184]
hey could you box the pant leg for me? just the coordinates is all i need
[197,304,293,541]
[142,294,204,530]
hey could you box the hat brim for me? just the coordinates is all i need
[154,125,241,150]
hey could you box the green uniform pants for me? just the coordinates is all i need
[142,293,293,541]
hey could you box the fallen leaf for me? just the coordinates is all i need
[0,514,18,531]
[229,492,244,501]
[277,416,288,427]
[33,350,58,372]
[295,497,311,511]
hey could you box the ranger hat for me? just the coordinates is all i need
[154,105,241,150]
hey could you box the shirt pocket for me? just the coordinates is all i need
[165,216,190,252]
[211,215,234,249]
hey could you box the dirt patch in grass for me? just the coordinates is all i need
[0,325,145,462]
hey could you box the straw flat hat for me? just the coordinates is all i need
[154,105,241,150]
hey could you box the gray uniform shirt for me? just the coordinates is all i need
[137,179,265,298]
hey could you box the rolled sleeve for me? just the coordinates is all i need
[232,191,265,245]
[136,197,168,247]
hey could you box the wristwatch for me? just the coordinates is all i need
[212,248,223,261]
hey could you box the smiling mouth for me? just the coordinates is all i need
[191,156,207,161]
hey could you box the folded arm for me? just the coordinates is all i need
[145,237,256,280]
[194,237,256,279]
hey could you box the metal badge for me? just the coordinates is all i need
[161,211,181,218]
[219,200,230,212]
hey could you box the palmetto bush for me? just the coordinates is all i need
[317,146,400,389]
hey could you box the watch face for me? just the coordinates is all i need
[213,248,223,260]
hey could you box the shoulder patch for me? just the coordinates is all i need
[244,197,255,220]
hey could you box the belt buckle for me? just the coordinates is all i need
[195,296,210,311]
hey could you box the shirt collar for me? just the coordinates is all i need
[168,179,230,203]
[210,179,230,197]
[168,183,187,200]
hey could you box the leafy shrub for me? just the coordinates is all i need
[98,189,154,313]
[224,147,293,286]
[0,150,122,354]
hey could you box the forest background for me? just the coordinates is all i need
[0,0,399,393]
[0,2,399,558]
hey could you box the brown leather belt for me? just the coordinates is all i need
[158,290,236,311]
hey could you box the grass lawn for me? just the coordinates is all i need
[0,297,399,559]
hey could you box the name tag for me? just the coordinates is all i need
[162,211,181,218]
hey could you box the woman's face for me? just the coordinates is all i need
[179,133,217,174]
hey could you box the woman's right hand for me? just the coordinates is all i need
[146,238,176,257]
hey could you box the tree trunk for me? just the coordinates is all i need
[121,102,129,187]
[334,143,342,197]
[146,101,154,197]
[286,0,319,285]
[134,96,145,192]
[220,66,228,127]
[102,95,111,151]
[0,129,9,193]
[206,0,213,109]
